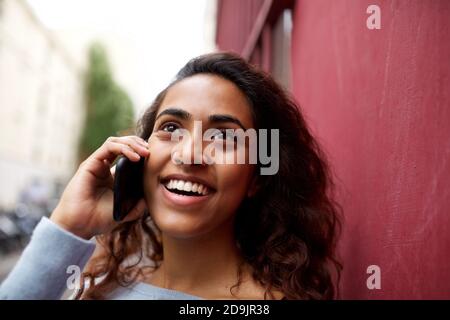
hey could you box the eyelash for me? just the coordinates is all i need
[211,129,236,141]
[159,122,180,133]
[158,123,235,142]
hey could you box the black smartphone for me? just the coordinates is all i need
[113,156,145,222]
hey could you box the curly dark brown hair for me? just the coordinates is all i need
[77,52,342,300]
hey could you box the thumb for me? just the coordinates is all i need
[122,198,147,222]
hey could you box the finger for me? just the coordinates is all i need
[129,135,149,148]
[114,135,148,145]
[110,136,149,153]
[118,143,142,162]
[91,139,145,164]
[122,198,147,223]
[82,137,150,180]
[119,136,149,153]
[110,137,149,157]
[123,141,149,158]
[82,144,136,180]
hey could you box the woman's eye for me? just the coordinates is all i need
[212,129,235,142]
[160,123,180,133]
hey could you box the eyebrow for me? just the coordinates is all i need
[155,107,247,130]
[155,108,191,121]
[208,114,246,130]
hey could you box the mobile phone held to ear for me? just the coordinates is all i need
[113,156,145,222]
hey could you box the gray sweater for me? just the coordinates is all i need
[0,217,201,300]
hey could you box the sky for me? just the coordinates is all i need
[26,0,215,116]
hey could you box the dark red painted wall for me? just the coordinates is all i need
[291,0,450,299]
[216,0,450,299]
[216,0,265,54]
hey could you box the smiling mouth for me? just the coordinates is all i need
[161,179,214,197]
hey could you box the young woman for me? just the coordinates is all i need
[0,52,341,300]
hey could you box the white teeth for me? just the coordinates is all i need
[183,181,192,192]
[164,179,210,196]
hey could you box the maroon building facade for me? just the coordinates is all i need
[216,0,450,299]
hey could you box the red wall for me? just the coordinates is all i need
[216,0,266,54]
[216,0,450,299]
[291,0,450,299]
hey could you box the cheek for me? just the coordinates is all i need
[216,163,254,202]
[143,140,171,192]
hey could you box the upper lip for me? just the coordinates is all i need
[160,174,216,191]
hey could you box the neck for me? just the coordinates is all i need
[149,219,245,295]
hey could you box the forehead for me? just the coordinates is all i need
[158,74,254,128]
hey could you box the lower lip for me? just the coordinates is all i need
[160,183,213,207]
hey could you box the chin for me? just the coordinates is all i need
[151,211,214,240]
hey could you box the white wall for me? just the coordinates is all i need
[0,0,84,210]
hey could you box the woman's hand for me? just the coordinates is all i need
[50,136,150,240]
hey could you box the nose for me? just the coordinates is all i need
[171,126,207,165]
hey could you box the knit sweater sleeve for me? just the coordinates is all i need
[0,217,96,300]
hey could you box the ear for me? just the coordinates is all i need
[247,175,260,198]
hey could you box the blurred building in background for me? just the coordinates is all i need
[0,0,84,211]
[216,0,450,299]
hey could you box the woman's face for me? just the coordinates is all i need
[143,74,257,239]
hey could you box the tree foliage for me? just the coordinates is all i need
[78,43,135,162]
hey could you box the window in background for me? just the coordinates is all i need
[271,8,292,91]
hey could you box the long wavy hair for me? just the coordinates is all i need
[77,52,342,300]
